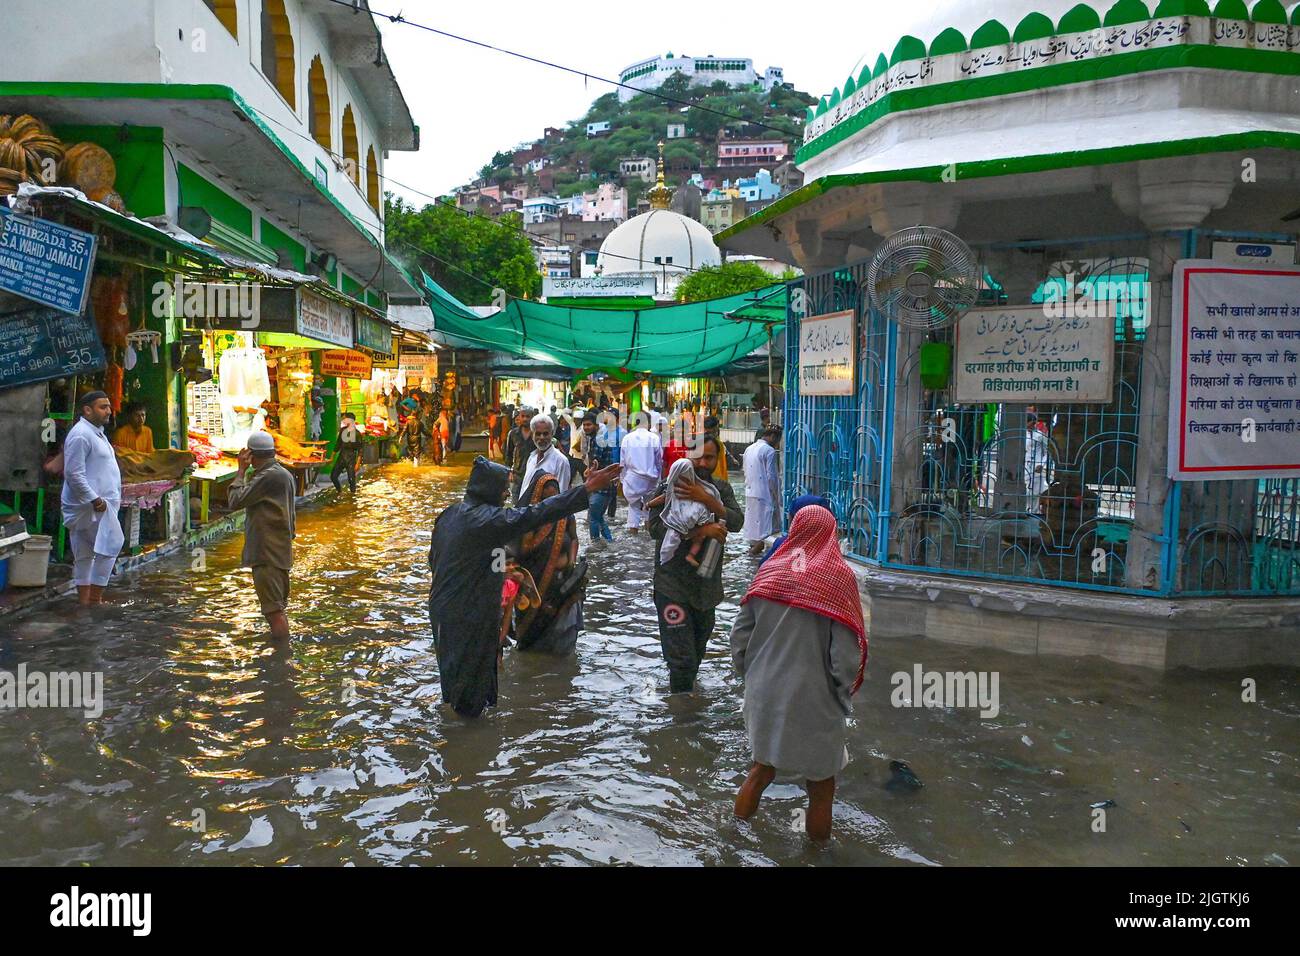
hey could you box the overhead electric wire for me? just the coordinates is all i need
[325,0,799,137]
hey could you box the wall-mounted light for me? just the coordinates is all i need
[309,250,338,275]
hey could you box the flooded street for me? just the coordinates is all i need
[0,455,1295,867]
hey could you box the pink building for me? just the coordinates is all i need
[716,139,788,168]
[582,182,628,222]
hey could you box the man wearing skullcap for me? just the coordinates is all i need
[228,431,296,640]
[61,392,123,605]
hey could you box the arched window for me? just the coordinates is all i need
[202,0,237,37]
[341,105,360,186]
[259,0,294,108]
[366,146,380,213]
[307,55,331,151]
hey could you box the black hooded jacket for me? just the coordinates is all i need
[428,456,590,716]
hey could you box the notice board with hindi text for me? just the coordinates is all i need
[1169,261,1300,480]
[954,304,1114,403]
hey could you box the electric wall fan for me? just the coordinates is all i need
[866,225,981,330]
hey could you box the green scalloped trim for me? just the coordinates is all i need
[1248,0,1286,21]
[970,19,1012,49]
[890,35,928,65]
[929,27,968,56]
[812,2,1300,140]
[857,63,873,86]
[1212,0,1248,18]
[1058,3,1103,31]
[797,44,1300,165]
[722,129,1300,246]
[1103,0,1152,25]
[1153,0,1211,15]
[828,87,842,108]
[843,75,857,97]
[1013,12,1057,41]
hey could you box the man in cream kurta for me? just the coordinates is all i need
[62,392,125,605]
[742,426,782,556]
[519,413,571,496]
[619,413,662,532]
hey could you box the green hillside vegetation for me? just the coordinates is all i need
[474,73,814,193]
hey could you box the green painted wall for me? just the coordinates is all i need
[177,163,253,235]
[50,124,166,218]
[342,273,362,298]
[259,218,306,272]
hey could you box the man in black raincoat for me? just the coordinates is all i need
[429,455,620,717]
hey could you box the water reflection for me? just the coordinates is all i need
[0,456,1295,866]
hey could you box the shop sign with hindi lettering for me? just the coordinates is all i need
[297,289,353,348]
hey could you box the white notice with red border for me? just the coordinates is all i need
[1169,260,1300,480]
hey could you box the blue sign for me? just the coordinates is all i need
[0,206,98,315]
[1235,244,1275,259]
[0,305,107,391]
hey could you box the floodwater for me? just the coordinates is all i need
[0,455,1295,866]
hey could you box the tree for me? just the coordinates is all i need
[675,262,784,303]
[384,195,541,305]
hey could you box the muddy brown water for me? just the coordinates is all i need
[0,456,1295,865]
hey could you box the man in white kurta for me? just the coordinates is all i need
[742,426,782,555]
[519,413,571,495]
[620,414,663,532]
[61,392,124,605]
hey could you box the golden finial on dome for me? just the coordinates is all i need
[647,140,673,210]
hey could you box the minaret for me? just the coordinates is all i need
[646,141,673,210]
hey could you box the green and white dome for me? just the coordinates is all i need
[800,0,1300,178]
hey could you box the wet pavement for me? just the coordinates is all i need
[0,455,1296,866]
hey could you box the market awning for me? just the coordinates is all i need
[12,184,393,323]
[419,273,787,376]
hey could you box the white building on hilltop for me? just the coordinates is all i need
[618,53,783,103]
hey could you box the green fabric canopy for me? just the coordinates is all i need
[421,274,786,375]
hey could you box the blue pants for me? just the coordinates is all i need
[587,490,613,540]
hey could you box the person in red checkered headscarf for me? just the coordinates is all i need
[729,504,867,841]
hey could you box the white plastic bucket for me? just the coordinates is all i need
[8,534,52,587]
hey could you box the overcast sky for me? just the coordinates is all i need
[375,0,932,204]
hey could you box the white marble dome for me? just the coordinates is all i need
[596,208,721,283]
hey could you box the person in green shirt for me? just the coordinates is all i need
[647,434,744,693]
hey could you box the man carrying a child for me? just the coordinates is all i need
[647,434,743,694]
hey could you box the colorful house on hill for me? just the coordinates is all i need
[718,0,1300,669]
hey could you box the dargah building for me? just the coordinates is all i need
[718,0,1300,669]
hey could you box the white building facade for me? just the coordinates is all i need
[617,53,784,103]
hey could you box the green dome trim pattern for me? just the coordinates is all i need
[929,28,968,57]
[970,19,1012,49]
[1058,3,1103,31]
[1013,12,1057,42]
[801,0,1300,165]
